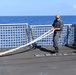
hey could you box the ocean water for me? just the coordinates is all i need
[0,16,76,25]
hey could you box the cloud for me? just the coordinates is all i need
[72,5,76,9]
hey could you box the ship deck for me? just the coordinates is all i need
[0,45,76,75]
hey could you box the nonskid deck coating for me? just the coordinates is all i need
[0,46,75,75]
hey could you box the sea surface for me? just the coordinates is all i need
[0,16,76,25]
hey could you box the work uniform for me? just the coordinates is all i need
[52,19,63,52]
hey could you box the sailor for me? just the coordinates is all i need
[51,14,64,53]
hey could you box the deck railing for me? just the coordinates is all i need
[0,23,75,48]
[0,23,28,48]
[30,24,74,46]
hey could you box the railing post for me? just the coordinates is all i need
[30,26,33,42]
[67,25,70,45]
[30,26,33,47]
[26,23,28,44]
[74,24,76,46]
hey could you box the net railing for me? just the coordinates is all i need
[0,24,74,56]
[0,29,54,56]
[0,23,28,49]
[30,24,74,46]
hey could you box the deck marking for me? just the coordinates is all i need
[34,53,76,57]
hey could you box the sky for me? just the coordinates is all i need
[0,0,76,16]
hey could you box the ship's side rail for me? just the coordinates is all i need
[0,23,28,48]
[30,24,74,46]
[0,23,75,56]
[0,23,75,48]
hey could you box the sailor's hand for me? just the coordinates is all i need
[51,27,55,31]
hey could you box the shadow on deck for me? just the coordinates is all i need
[34,45,76,54]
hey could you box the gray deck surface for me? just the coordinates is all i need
[0,45,76,75]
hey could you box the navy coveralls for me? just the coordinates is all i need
[52,19,63,49]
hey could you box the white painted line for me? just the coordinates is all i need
[63,53,68,55]
[34,54,45,57]
[45,54,52,56]
[52,54,57,56]
[71,53,76,55]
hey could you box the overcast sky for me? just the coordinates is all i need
[0,0,76,16]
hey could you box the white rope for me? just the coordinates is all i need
[0,30,54,56]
